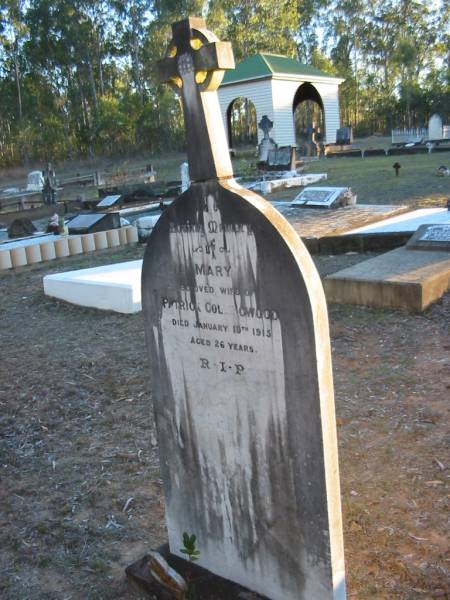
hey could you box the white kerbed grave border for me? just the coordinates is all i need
[0,226,138,271]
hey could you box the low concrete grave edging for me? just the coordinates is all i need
[0,225,139,271]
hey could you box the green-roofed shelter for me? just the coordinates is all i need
[218,53,344,147]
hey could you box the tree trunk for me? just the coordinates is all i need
[86,55,98,112]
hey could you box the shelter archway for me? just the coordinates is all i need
[226,97,257,149]
[293,83,325,150]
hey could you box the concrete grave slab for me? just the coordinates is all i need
[346,208,450,234]
[43,260,142,313]
[324,247,450,312]
[275,203,409,240]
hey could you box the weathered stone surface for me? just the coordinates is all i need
[276,203,409,238]
[142,178,345,599]
[324,247,450,312]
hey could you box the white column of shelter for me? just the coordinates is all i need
[270,78,299,147]
[314,82,341,145]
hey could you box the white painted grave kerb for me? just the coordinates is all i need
[43,260,142,314]
[346,208,450,234]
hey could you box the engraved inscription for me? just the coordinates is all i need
[158,193,283,380]
[419,224,450,242]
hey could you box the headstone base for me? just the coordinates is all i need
[126,545,267,600]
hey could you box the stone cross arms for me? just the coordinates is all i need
[158,17,235,183]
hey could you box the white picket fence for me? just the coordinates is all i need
[392,126,450,144]
[391,128,427,144]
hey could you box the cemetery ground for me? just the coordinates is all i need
[0,140,449,208]
[1,244,449,600]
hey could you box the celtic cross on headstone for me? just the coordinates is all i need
[258,115,274,140]
[158,16,235,182]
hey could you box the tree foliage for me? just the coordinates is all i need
[0,0,448,165]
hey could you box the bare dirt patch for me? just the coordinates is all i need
[0,245,449,599]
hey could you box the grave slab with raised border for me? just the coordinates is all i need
[324,244,450,312]
[43,260,142,313]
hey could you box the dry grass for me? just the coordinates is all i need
[0,246,449,599]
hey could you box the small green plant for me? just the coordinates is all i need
[180,532,200,562]
[180,532,200,600]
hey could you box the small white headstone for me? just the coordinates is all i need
[26,171,44,192]
[428,114,443,140]
[181,162,190,193]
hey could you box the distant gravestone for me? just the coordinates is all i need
[96,194,122,209]
[141,17,345,600]
[407,223,450,252]
[67,212,120,234]
[428,114,443,140]
[336,126,353,145]
[266,145,296,171]
[257,115,277,163]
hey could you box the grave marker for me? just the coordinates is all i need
[266,145,296,171]
[406,223,450,252]
[67,212,120,234]
[96,194,122,209]
[291,186,356,209]
[141,16,345,600]
[428,114,443,140]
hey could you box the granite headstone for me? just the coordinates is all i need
[67,212,120,234]
[142,16,345,600]
[266,146,296,171]
[406,223,450,252]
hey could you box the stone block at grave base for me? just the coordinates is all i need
[40,241,56,261]
[118,228,128,245]
[126,545,269,599]
[94,231,108,250]
[81,234,96,253]
[25,243,42,264]
[106,229,120,247]
[43,260,142,313]
[126,226,139,244]
[10,246,27,267]
[68,236,83,255]
[324,247,450,312]
[54,238,70,258]
[0,249,13,269]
